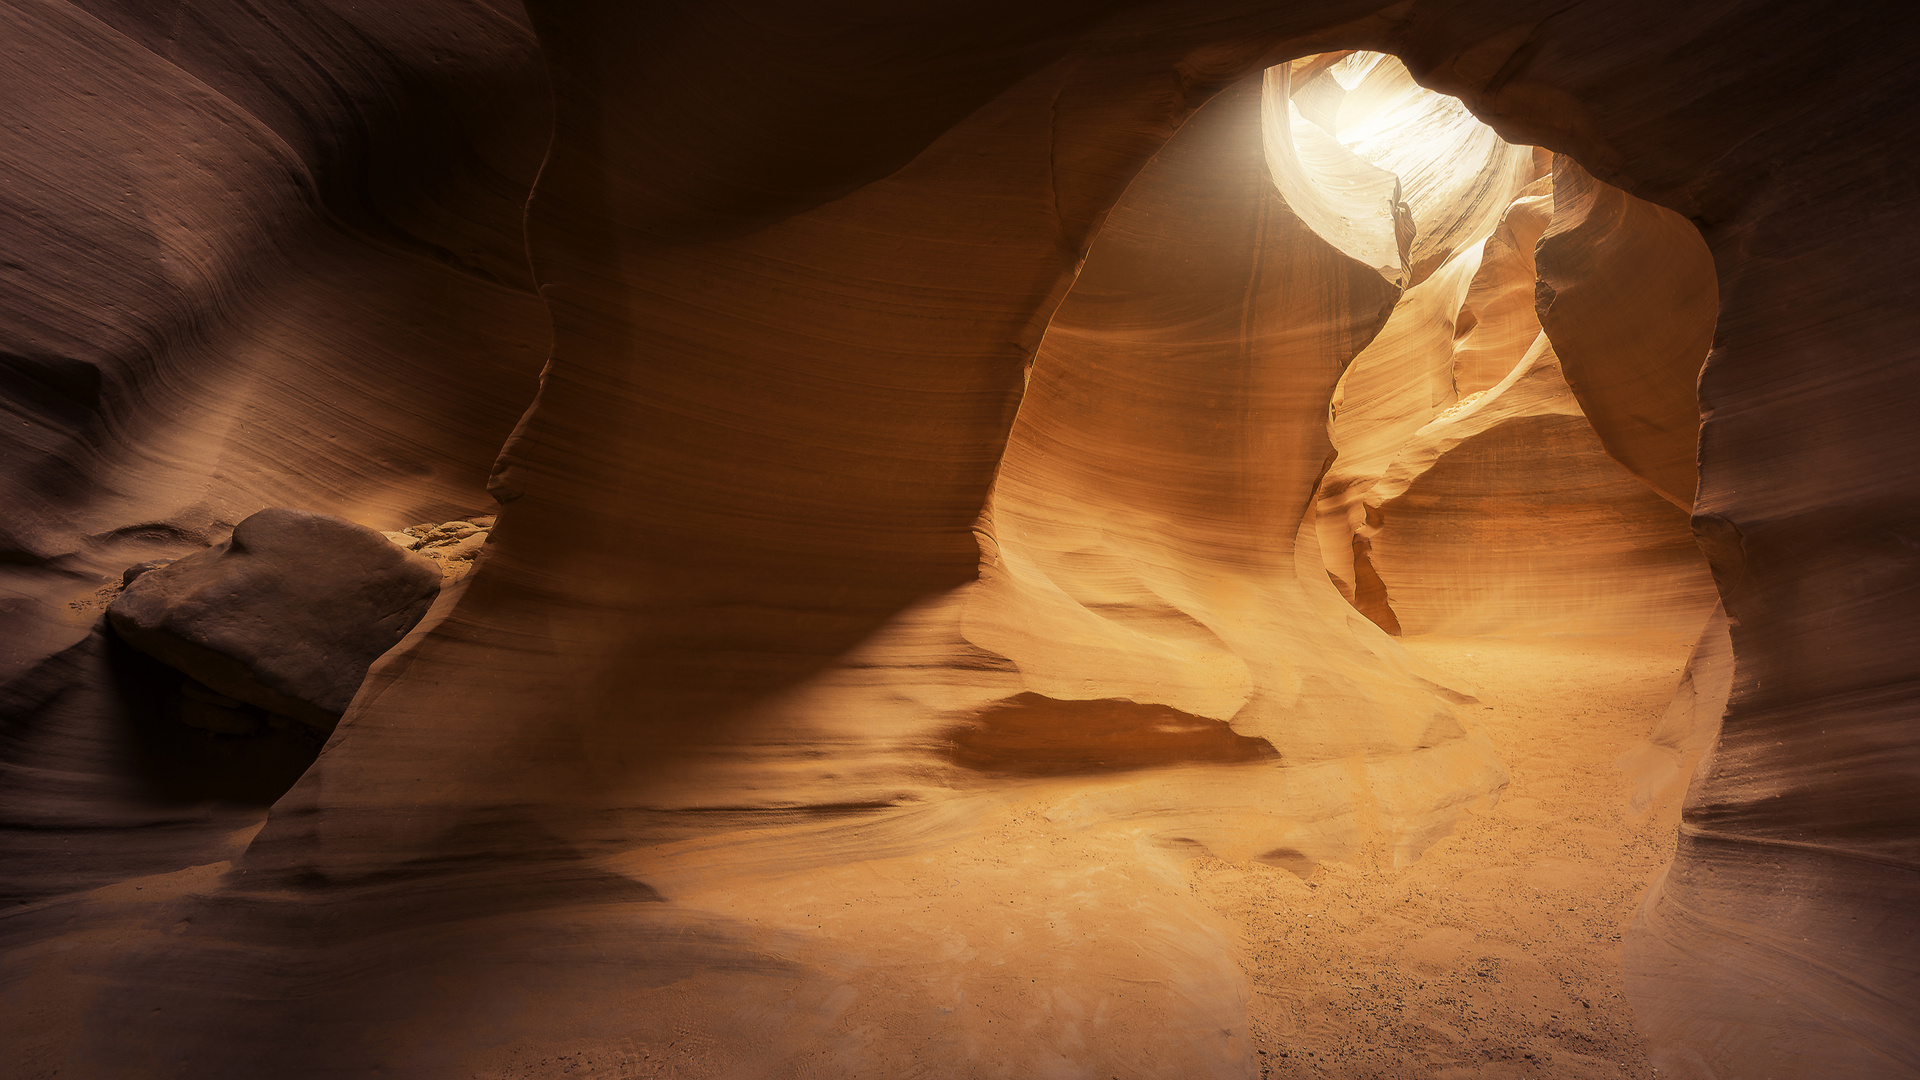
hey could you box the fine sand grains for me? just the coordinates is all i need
[1193,634,1696,1079]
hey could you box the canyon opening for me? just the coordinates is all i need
[960,49,1728,1075]
[2,6,1916,1080]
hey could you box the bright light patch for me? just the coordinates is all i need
[1263,52,1535,287]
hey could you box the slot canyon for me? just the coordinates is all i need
[1,2,1915,1078]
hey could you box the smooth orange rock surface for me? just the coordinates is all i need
[1366,410,1718,637]
[3,2,1918,1078]
[1308,162,1715,642]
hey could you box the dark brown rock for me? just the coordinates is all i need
[120,559,173,587]
[107,508,440,731]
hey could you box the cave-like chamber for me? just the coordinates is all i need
[3,8,1916,1080]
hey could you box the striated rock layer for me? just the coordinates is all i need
[1538,156,1718,511]
[1,1,1918,1078]
[943,72,1505,868]
[1313,162,1719,639]
[0,0,550,901]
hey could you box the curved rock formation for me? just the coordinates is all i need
[1264,52,1534,288]
[0,0,550,899]
[1366,408,1717,637]
[1618,603,1733,817]
[3,1,1918,1078]
[949,71,1503,866]
[108,508,442,731]
[1537,156,1718,510]
[1311,167,1718,639]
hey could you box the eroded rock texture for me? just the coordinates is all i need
[1313,162,1719,638]
[2,1,1918,1078]
[1538,156,1719,510]
[0,0,549,902]
[108,508,441,730]
[936,72,1507,868]
[1618,604,1733,818]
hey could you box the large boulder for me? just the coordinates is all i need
[107,508,441,732]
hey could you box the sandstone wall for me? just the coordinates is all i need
[0,0,550,900]
[1315,165,1719,640]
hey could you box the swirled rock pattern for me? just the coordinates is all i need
[1313,167,1719,639]
[1537,156,1718,510]
[1264,52,1535,289]
[0,0,550,902]
[2,1,1918,1078]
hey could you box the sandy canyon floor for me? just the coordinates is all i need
[603,633,1698,1080]
[0,635,1695,1080]
[1199,634,1693,1079]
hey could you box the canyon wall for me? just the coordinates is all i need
[1,1,1916,1078]
[1314,166,1719,640]
[1403,7,1920,1072]
[0,0,551,900]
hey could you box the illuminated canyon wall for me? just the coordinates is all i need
[1,1,1916,1078]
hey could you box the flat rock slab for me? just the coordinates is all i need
[108,508,441,731]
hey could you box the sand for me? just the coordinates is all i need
[1191,634,1696,1079]
[0,633,1701,1079]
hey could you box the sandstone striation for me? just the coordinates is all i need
[0,0,551,909]
[1309,153,1716,639]
[1537,157,1718,510]
[1264,52,1534,289]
